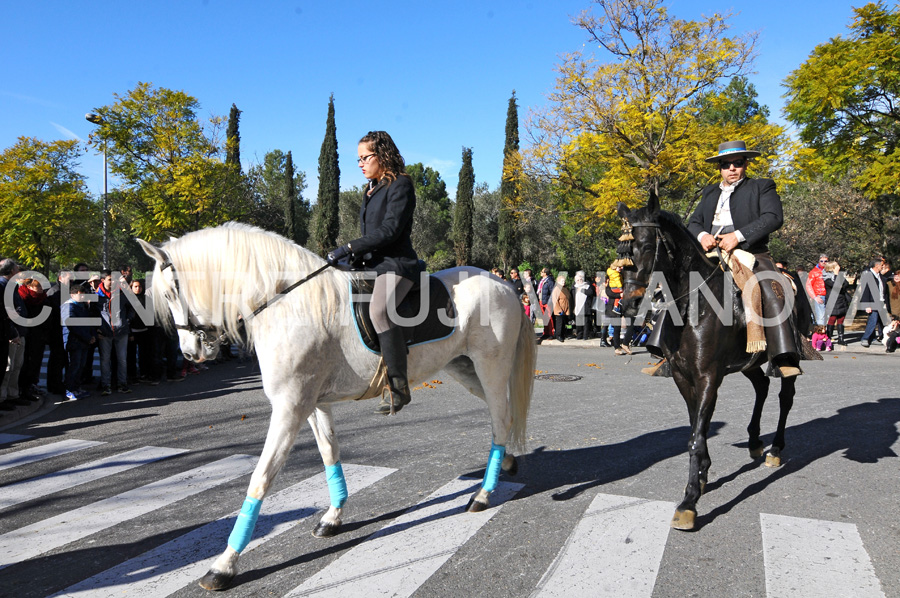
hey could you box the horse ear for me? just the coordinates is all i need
[136,238,167,265]
[616,202,630,219]
[648,189,660,214]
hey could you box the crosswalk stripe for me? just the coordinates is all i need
[531,493,673,598]
[0,439,105,472]
[52,463,395,598]
[0,433,31,445]
[0,453,257,570]
[0,445,186,511]
[284,477,524,598]
[761,513,886,598]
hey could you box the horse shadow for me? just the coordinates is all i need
[696,397,900,529]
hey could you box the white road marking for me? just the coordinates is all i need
[0,454,255,570]
[52,464,395,598]
[531,493,673,598]
[0,439,105,471]
[284,476,524,598]
[761,513,886,598]
[0,445,185,511]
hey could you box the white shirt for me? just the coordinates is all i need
[697,178,747,244]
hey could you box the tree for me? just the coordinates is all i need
[525,0,768,219]
[337,185,365,246]
[0,137,98,272]
[783,2,900,254]
[226,103,241,168]
[311,94,340,255]
[407,163,453,270]
[245,149,308,238]
[499,92,521,270]
[454,147,475,266]
[86,82,242,240]
[695,76,770,126]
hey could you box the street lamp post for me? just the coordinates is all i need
[85,113,109,270]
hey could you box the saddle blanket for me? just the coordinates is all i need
[349,276,456,354]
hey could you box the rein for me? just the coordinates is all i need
[160,260,331,350]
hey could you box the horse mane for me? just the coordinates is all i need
[151,222,347,347]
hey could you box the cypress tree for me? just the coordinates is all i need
[498,91,520,271]
[454,147,475,266]
[312,94,341,255]
[226,103,241,168]
[284,151,298,242]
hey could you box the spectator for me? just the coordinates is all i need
[61,282,97,400]
[522,294,535,324]
[508,268,525,297]
[572,270,595,340]
[96,269,133,394]
[0,259,15,411]
[550,274,572,342]
[806,254,828,325]
[810,325,833,352]
[537,268,555,342]
[888,269,900,318]
[594,273,609,344]
[0,261,31,406]
[17,274,49,400]
[606,263,632,355]
[859,258,888,348]
[44,269,74,396]
[884,315,899,353]
[127,279,154,384]
[823,261,850,345]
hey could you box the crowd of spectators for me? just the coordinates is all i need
[0,259,236,412]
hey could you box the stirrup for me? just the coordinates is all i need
[374,382,411,415]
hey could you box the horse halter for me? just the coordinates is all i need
[159,260,229,352]
[622,221,674,289]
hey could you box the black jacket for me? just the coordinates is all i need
[687,178,783,255]
[350,175,421,280]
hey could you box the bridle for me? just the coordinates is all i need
[159,259,331,352]
[622,219,719,308]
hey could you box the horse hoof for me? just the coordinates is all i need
[749,446,765,459]
[312,521,341,538]
[670,509,696,531]
[501,454,518,476]
[765,452,782,467]
[466,496,489,513]
[199,569,234,591]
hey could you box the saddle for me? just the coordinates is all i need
[350,275,456,354]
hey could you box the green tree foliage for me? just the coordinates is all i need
[312,94,341,255]
[525,0,771,219]
[499,92,521,270]
[0,137,98,272]
[470,183,500,269]
[336,184,365,246]
[226,103,241,168]
[695,76,770,126]
[783,2,900,255]
[245,149,308,238]
[407,163,453,270]
[86,82,244,240]
[284,151,310,245]
[454,147,475,266]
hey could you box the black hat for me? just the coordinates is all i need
[705,140,761,163]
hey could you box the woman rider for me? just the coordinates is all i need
[327,131,422,415]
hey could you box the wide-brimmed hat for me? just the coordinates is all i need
[705,140,761,163]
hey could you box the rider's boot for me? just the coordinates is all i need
[374,326,411,415]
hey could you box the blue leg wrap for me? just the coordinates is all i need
[227,496,262,553]
[325,462,348,509]
[482,443,506,493]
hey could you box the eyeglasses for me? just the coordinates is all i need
[718,158,746,169]
[357,153,376,165]
[819,259,828,263]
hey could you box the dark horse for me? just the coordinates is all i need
[616,193,816,531]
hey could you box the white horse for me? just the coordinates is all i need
[137,222,536,591]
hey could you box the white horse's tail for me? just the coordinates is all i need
[508,310,536,452]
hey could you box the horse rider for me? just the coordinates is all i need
[686,140,802,377]
[327,131,423,414]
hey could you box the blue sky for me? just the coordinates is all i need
[2,1,859,202]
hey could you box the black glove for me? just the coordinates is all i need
[326,245,351,267]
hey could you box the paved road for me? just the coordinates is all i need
[0,345,897,597]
